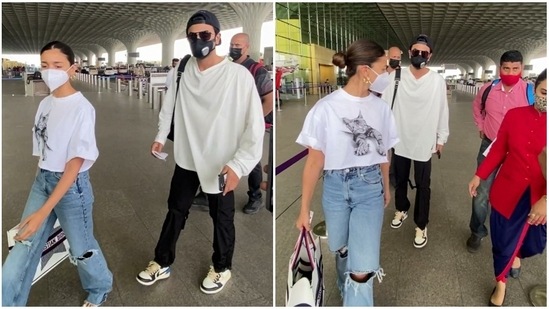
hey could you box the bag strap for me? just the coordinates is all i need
[175,54,192,99]
[390,68,401,110]
[481,80,498,119]
[291,228,317,271]
[526,82,535,105]
[249,62,264,77]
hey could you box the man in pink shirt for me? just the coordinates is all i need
[467,50,532,252]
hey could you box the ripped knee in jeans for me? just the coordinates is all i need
[69,249,98,266]
[346,268,386,285]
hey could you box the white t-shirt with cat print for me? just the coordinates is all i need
[32,92,98,173]
[296,88,399,170]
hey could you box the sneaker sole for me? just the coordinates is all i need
[136,272,170,286]
[200,284,226,294]
[413,238,428,249]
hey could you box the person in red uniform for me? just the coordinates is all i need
[468,68,547,307]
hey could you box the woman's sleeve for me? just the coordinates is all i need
[296,105,326,152]
[67,107,99,166]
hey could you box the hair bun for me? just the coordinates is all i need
[332,52,346,69]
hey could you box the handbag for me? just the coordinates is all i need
[6,219,71,285]
[286,227,325,307]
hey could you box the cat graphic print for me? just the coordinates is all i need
[34,112,52,161]
[342,111,385,156]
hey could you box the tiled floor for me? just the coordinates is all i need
[3,79,546,307]
[274,90,546,306]
[2,78,273,306]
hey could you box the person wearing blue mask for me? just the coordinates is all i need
[2,41,113,307]
[296,39,399,306]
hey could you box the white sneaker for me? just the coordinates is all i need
[136,261,171,286]
[200,266,231,294]
[414,227,428,248]
[391,211,408,228]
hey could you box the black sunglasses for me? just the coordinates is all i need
[411,49,430,58]
[187,31,213,42]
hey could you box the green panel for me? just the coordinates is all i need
[276,20,290,38]
[276,36,290,54]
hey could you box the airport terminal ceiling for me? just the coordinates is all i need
[278,2,547,67]
[2,2,273,55]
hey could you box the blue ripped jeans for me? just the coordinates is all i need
[2,169,113,306]
[322,165,385,307]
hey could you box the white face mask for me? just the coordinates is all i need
[368,66,391,94]
[41,65,72,92]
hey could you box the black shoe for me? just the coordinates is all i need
[489,287,506,307]
[192,193,209,211]
[243,199,262,214]
[466,234,484,253]
[510,266,521,278]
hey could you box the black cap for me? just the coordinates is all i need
[409,34,434,53]
[186,10,221,34]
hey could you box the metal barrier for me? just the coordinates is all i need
[152,86,165,109]
[277,86,309,108]
[455,83,482,95]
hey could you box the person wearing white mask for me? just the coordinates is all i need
[295,39,399,306]
[382,34,449,249]
[2,41,113,307]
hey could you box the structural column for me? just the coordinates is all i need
[125,42,138,65]
[87,52,96,66]
[108,48,117,66]
[159,32,178,66]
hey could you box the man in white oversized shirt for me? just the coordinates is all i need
[382,34,449,249]
[136,10,265,294]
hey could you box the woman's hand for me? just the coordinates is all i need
[14,209,49,241]
[468,175,481,197]
[528,196,547,226]
[295,210,311,231]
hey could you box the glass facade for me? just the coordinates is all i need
[276,3,401,88]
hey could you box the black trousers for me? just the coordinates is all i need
[154,165,235,272]
[247,161,263,202]
[394,154,432,230]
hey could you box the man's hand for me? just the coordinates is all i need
[151,142,164,156]
[436,144,444,153]
[220,165,240,196]
[479,131,485,139]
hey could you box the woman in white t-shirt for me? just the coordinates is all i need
[296,39,399,306]
[2,41,113,307]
